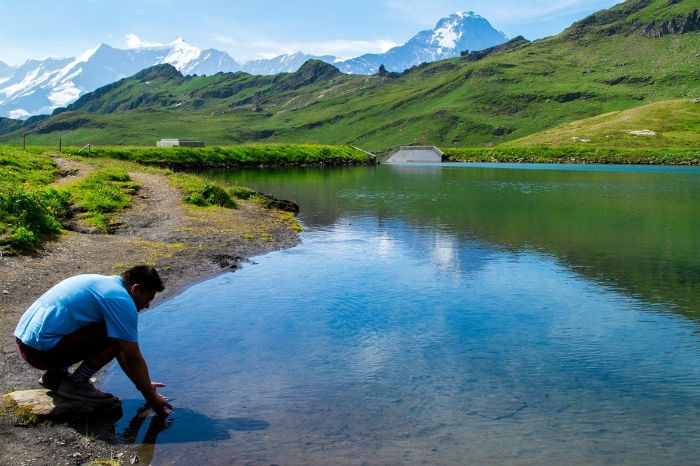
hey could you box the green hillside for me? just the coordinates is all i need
[506,99,700,147]
[1,0,698,153]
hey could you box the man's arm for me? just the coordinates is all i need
[117,340,173,416]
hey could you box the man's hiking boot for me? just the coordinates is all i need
[39,370,69,392]
[56,378,117,403]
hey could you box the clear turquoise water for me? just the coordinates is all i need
[103,164,700,465]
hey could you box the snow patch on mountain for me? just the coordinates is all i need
[51,45,98,85]
[433,12,474,48]
[162,37,202,73]
[2,67,49,100]
[49,79,83,108]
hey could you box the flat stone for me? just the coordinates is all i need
[4,389,121,418]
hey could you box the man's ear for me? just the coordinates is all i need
[128,283,141,294]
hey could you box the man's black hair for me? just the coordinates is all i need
[120,265,165,292]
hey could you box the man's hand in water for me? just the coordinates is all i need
[150,382,173,416]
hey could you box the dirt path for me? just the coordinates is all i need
[118,171,185,239]
[0,158,300,465]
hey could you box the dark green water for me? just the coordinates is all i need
[103,163,700,465]
[213,163,700,317]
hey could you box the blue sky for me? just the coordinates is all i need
[0,0,622,66]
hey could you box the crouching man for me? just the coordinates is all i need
[14,265,173,416]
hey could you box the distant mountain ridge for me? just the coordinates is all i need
[2,0,696,152]
[0,12,506,119]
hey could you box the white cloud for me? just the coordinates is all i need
[124,33,166,49]
[9,109,31,119]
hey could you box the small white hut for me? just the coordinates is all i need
[156,139,204,148]
[383,146,443,163]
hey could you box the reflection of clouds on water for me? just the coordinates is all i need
[429,231,460,279]
[376,230,394,257]
[350,330,399,379]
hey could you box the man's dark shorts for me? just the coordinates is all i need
[16,323,119,370]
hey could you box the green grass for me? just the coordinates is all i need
[0,145,59,185]
[169,172,239,208]
[505,99,700,148]
[0,149,140,250]
[68,143,374,167]
[442,146,700,164]
[0,148,70,253]
[64,169,136,231]
[2,1,697,153]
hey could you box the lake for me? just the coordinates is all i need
[103,163,700,465]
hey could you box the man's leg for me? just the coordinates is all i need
[64,336,120,385]
[55,324,120,401]
[17,324,120,400]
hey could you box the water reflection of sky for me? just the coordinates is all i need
[102,210,700,465]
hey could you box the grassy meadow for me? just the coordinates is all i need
[506,99,700,148]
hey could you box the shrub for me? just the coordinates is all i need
[0,184,64,254]
[36,187,71,221]
[8,226,37,252]
[229,186,256,200]
[184,183,237,208]
[184,192,207,206]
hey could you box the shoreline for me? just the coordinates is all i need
[0,166,301,465]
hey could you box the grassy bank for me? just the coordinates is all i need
[0,146,289,254]
[60,144,375,168]
[442,147,700,165]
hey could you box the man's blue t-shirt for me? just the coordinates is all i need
[14,274,138,350]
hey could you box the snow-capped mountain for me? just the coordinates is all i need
[242,52,339,76]
[0,61,13,80]
[0,12,507,118]
[0,40,244,119]
[338,12,507,74]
